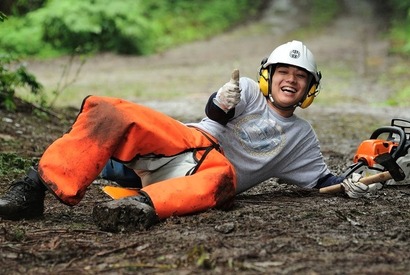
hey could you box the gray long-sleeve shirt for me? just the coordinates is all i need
[190,77,331,193]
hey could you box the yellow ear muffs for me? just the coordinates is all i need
[258,68,270,96]
[300,83,318,109]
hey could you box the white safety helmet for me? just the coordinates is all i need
[263,40,320,82]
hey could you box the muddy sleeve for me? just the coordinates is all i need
[314,173,344,189]
[205,92,235,125]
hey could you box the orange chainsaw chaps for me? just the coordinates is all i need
[37,95,225,206]
[141,149,237,219]
[353,139,397,166]
[38,96,119,205]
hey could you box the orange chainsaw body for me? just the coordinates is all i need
[353,139,397,167]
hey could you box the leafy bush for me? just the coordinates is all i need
[0,9,43,111]
[38,1,154,55]
[0,53,43,110]
[4,0,47,16]
[0,0,264,57]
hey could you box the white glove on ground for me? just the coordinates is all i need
[213,69,241,112]
[341,173,383,198]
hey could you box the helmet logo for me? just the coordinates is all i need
[289,50,300,59]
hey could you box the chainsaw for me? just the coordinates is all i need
[341,118,410,185]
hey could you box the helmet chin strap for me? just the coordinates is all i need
[267,94,300,111]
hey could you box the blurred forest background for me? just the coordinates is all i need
[0,0,410,111]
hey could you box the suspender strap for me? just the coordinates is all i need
[185,127,222,175]
[189,126,221,153]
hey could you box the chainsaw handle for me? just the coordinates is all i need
[319,171,392,194]
[359,171,391,184]
[369,126,406,159]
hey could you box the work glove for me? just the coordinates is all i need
[341,173,382,198]
[213,69,241,112]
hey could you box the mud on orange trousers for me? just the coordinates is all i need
[38,95,236,219]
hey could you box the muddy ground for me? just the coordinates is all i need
[1,0,410,274]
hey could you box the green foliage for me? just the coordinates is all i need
[381,63,410,107]
[0,11,7,21]
[383,0,410,18]
[7,0,47,16]
[38,0,154,55]
[386,0,410,55]
[386,86,410,106]
[0,54,44,111]
[389,23,410,55]
[0,0,263,57]
[381,0,410,107]
[0,15,45,111]
[147,0,261,52]
[0,0,262,111]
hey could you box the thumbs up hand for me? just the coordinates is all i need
[213,69,241,112]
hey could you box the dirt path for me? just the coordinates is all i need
[2,0,410,274]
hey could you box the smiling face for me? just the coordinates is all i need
[269,64,309,117]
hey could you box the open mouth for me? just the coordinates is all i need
[281,86,297,94]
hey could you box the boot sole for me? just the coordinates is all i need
[92,198,158,232]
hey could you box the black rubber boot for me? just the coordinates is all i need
[92,193,159,232]
[0,167,46,220]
